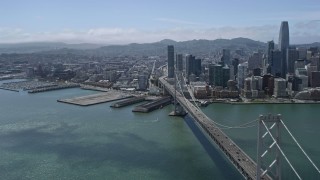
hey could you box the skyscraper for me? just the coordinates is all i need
[221,49,231,66]
[208,63,224,86]
[248,52,263,70]
[176,54,183,71]
[278,21,289,51]
[138,75,147,90]
[208,64,215,85]
[267,40,275,64]
[222,66,230,87]
[274,78,287,97]
[237,62,248,89]
[278,21,290,77]
[213,64,223,86]
[232,58,239,79]
[271,50,282,77]
[167,45,174,78]
[194,58,202,76]
[286,48,299,74]
[185,54,195,77]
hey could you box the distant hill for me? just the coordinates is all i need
[295,42,320,48]
[1,38,319,56]
[88,37,267,56]
[0,42,104,54]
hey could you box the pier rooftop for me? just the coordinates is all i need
[58,90,133,106]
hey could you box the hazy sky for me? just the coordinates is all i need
[0,0,319,44]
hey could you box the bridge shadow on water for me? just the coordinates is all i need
[184,115,242,180]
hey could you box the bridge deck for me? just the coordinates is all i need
[159,77,271,180]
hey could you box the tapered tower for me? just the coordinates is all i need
[278,21,289,51]
[278,21,289,77]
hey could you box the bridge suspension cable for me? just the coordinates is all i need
[219,120,258,130]
[174,73,233,127]
[173,71,318,178]
[261,120,302,180]
[280,119,320,174]
[175,73,257,129]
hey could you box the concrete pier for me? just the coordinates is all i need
[58,91,132,106]
[80,85,109,92]
[111,96,146,108]
[132,96,171,113]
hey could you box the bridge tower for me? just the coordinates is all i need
[169,71,186,116]
[257,114,281,180]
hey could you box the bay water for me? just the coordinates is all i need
[0,80,319,179]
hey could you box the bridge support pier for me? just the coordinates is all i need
[169,103,187,116]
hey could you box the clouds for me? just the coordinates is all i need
[291,20,320,44]
[155,18,204,26]
[0,21,319,44]
[294,20,320,30]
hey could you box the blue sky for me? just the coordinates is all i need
[0,0,319,44]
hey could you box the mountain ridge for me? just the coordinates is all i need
[0,38,319,56]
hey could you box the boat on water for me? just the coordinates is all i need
[200,101,210,107]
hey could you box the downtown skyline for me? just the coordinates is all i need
[0,0,319,44]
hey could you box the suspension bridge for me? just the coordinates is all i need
[158,74,320,180]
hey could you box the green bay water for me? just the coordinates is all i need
[201,103,320,179]
[0,81,319,179]
[0,83,239,180]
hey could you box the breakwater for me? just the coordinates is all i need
[0,87,20,92]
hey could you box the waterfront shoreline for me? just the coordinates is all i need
[211,100,320,105]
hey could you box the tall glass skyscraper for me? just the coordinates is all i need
[271,50,282,77]
[167,45,174,78]
[175,54,183,71]
[278,21,289,51]
[267,40,275,64]
[221,49,231,66]
[278,21,289,77]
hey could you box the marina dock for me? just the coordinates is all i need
[58,91,132,106]
[28,84,80,93]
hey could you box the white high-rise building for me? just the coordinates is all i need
[297,75,308,91]
[253,76,263,90]
[274,78,287,97]
[237,62,248,89]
